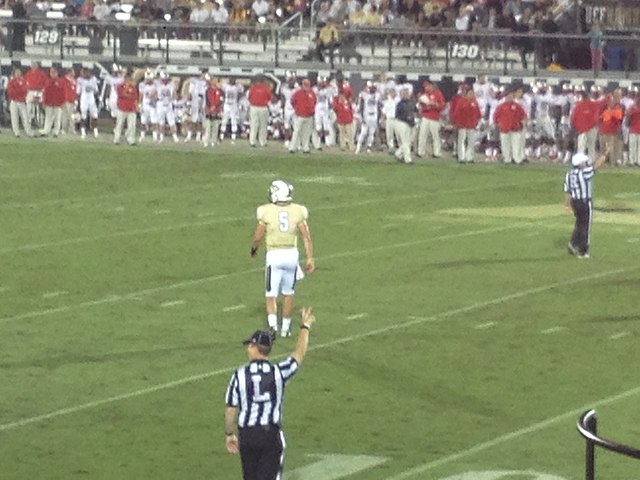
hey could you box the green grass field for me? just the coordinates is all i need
[0,136,639,480]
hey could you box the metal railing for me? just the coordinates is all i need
[577,409,640,480]
[1,18,639,77]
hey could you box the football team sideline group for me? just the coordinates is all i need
[5,61,640,167]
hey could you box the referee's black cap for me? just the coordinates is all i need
[242,330,273,347]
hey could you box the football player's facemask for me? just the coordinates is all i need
[269,180,293,203]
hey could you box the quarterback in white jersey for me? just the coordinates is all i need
[76,68,100,138]
[184,73,208,142]
[374,72,396,99]
[473,75,494,122]
[155,72,179,143]
[280,74,299,144]
[101,64,124,119]
[355,82,381,154]
[268,94,284,139]
[313,77,336,147]
[139,70,158,142]
[381,88,400,152]
[220,78,244,141]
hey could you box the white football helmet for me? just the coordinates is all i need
[269,180,293,203]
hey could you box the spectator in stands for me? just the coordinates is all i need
[588,22,604,74]
[92,0,112,21]
[210,1,230,25]
[328,0,349,23]
[10,0,27,53]
[538,9,559,68]
[63,0,79,18]
[316,1,331,25]
[315,20,339,62]
[252,0,270,19]
[455,4,473,32]
[398,0,421,24]
[511,9,534,69]
[229,0,249,40]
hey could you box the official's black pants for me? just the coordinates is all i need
[238,426,284,480]
[570,198,592,255]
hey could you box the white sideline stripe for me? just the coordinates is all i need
[386,385,640,480]
[541,326,565,335]
[0,266,633,433]
[346,313,368,320]
[42,291,68,299]
[153,209,171,215]
[159,300,185,308]
[222,304,246,312]
[610,332,630,340]
[628,238,640,243]
[0,224,522,325]
[474,321,496,329]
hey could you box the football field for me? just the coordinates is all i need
[0,136,639,480]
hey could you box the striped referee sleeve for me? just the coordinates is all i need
[277,357,299,384]
[225,370,240,407]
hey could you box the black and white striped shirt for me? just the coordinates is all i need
[564,165,595,201]
[225,357,298,428]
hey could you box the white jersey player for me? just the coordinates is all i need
[220,78,244,141]
[155,72,179,143]
[374,72,396,99]
[139,70,158,142]
[533,82,555,158]
[355,82,381,154]
[381,88,400,152]
[76,69,100,138]
[268,94,284,140]
[101,64,124,119]
[184,73,208,142]
[313,77,336,147]
[473,75,494,124]
[280,73,299,146]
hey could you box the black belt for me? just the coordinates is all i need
[239,424,280,432]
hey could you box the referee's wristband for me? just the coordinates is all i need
[301,323,311,331]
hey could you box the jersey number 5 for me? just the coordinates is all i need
[278,211,289,232]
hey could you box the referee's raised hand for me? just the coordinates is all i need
[292,307,315,364]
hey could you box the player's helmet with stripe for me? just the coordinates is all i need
[269,180,293,203]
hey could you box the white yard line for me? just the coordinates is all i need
[474,321,496,329]
[0,265,634,433]
[541,326,566,335]
[222,304,246,312]
[0,224,523,325]
[609,332,631,340]
[386,384,640,480]
[42,291,68,299]
[346,313,369,320]
[159,300,185,308]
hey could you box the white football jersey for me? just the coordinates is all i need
[473,80,493,116]
[382,96,400,119]
[534,91,554,117]
[77,76,99,98]
[269,101,283,123]
[223,83,244,106]
[156,81,175,107]
[104,74,124,101]
[189,77,208,103]
[280,82,299,110]
[375,79,396,98]
[313,85,335,113]
[139,82,157,107]
[359,90,381,117]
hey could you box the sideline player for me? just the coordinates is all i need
[250,180,315,338]
[77,68,100,138]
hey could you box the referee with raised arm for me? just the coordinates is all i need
[564,150,608,259]
[224,307,316,480]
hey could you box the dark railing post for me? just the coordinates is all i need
[503,40,508,75]
[387,34,392,72]
[445,38,450,73]
[585,413,597,480]
[165,26,170,64]
[274,29,280,68]
[532,35,538,76]
[113,25,117,64]
[59,27,64,60]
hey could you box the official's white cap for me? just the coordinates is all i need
[571,153,590,166]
